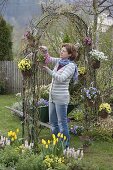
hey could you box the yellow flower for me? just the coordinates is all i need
[45,144,48,149]
[60,134,63,138]
[52,134,56,140]
[53,140,56,145]
[64,136,66,140]
[78,67,86,75]
[58,158,62,163]
[42,139,46,145]
[8,131,13,137]
[99,103,111,113]
[47,140,50,144]
[18,59,32,71]
[56,138,59,142]
[11,137,14,141]
[12,132,16,137]
[57,132,61,137]
[14,135,17,140]
[16,129,19,133]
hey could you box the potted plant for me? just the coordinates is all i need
[99,103,112,119]
[78,66,87,83]
[89,49,107,69]
[36,98,49,123]
[83,36,92,46]
[18,58,32,77]
[81,85,100,107]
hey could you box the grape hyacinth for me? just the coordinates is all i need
[36,98,49,107]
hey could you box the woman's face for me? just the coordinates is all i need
[60,47,71,59]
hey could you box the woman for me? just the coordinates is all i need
[39,43,78,147]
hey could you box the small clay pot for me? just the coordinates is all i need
[91,59,100,69]
[22,70,32,77]
[98,110,108,119]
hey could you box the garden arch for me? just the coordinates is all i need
[21,9,89,145]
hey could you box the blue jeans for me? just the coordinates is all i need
[49,102,70,147]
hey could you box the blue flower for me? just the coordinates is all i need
[81,86,99,100]
[36,98,49,106]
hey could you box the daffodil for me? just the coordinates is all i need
[47,140,50,144]
[52,134,56,140]
[60,134,63,138]
[53,140,56,145]
[64,136,66,140]
[42,139,46,145]
[57,132,61,137]
[45,144,48,149]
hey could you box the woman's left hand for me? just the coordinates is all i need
[42,66,53,75]
[42,65,49,71]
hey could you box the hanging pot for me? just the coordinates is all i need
[86,99,95,107]
[91,59,100,69]
[21,70,32,77]
[98,110,108,119]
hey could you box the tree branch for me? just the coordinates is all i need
[98,0,107,7]
[98,4,113,14]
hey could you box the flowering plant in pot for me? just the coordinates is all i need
[78,66,87,83]
[78,66,86,76]
[83,36,92,46]
[99,103,112,119]
[89,49,107,69]
[18,58,32,77]
[81,86,100,106]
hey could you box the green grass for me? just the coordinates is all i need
[0,95,21,135]
[1,95,113,169]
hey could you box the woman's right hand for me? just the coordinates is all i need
[39,46,48,54]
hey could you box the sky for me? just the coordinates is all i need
[3,0,42,28]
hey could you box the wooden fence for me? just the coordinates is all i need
[0,61,51,93]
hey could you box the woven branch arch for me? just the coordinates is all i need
[22,8,89,145]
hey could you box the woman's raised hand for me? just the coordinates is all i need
[39,46,48,54]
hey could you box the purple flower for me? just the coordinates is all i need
[36,98,49,107]
[83,37,92,46]
[67,118,70,123]
[81,86,99,100]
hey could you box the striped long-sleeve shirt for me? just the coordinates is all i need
[45,56,76,104]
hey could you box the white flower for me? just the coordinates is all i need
[89,49,107,60]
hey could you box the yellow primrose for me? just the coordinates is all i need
[78,67,86,75]
[99,103,111,113]
[18,59,32,71]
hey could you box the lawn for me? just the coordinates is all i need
[0,95,21,135]
[0,95,113,169]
